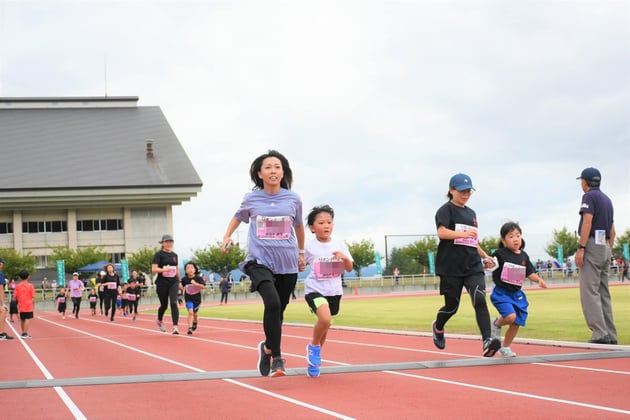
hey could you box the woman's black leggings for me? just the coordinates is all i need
[255,272,297,359]
[156,280,179,326]
[71,297,81,316]
[103,294,117,321]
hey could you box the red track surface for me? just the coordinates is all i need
[2,303,629,420]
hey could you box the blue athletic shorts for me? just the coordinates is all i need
[490,286,529,327]
[185,300,200,312]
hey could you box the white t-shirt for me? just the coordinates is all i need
[304,238,353,296]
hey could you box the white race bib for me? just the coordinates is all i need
[453,223,478,247]
[256,215,291,240]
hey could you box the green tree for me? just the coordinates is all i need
[613,228,630,258]
[192,242,246,277]
[545,226,579,259]
[127,246,160,276]
[479,236,500,255]
[346,239,375,278]
[387,237,438,275]
[0,248,37,281]
[49,246,109,277]
[387,247,420,275]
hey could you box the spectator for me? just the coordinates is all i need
[574,167,617,345]
[14,269,36,339]
[219,276,231,305]
[41,277,50,301]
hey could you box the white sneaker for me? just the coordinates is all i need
[499,346,516,358]
[156,319,166,332]
[491,318,502,340]
[172,327,179,335]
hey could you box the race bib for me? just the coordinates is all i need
[185,284,202,295]
[163,267,177,278]
[107,282,117,290]
[453,224,478,247]
[126,293,137,301]
[313,257,345,280]
[500,262,526,286]
[89,296,97,302]
[58,297,65,303]
[256,215,291,240]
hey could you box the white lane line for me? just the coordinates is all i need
[39,317,205,372]
[534,362,630,375]
[386,370,630,416]
[35,317,355,418]
[224,378,356,420]
[6,323,87,420]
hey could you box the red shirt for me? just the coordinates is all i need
[14,281,35,312]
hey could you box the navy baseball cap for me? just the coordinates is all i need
[576,167,601,185]
[449,173,475,191]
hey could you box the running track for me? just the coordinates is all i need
[1,303,629,420]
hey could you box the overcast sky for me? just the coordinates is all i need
[1,1,629,265]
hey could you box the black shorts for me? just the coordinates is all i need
[20,312,34,320]
[304,293,342,316]
[243,260,277,293]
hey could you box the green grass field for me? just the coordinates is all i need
[196,285,629,345]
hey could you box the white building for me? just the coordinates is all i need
[0,96,202,269]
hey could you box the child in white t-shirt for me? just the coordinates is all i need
[303,205,353,378]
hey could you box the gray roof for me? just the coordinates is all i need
[0,103,202,191]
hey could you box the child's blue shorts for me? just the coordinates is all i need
[490,286,529,327]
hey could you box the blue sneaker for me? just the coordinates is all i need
[306,344,321,366]
[307,365,320,377]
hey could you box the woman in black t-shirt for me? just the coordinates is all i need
[152,234,180,334]
[102,263,121,322]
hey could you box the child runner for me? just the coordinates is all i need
[56,287,68,319]
[102,263,121,322]
[120,283,129,317]
[303,205,353,377]
[221,150,305,377]
[68,272,84,319]
[152,234,181,335]
[13,269,35,339]
[126,279,141,321]
[181,261,206,334]
[87,288,98,316]
[489,222,547,357]
[432,173,502,357]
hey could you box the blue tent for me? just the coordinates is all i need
[77,261,122,272]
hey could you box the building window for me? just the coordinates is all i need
[22,220,67,233]
[0,222,13,234]
[36,255,49,268]
[76,219,124,232]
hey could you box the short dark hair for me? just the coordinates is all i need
[307,205,335,226]
[18,269,30,280]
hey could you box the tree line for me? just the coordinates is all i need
[1,226,627,281]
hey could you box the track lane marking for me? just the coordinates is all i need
[386,370,630,415]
